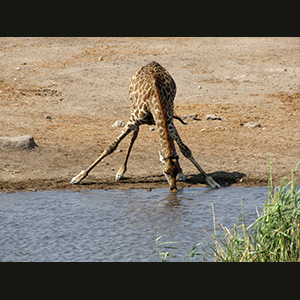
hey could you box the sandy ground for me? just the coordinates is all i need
[0,37,299,192]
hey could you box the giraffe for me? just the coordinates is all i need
[70,61,220,191]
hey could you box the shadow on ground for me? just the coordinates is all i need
[187,171,246,187]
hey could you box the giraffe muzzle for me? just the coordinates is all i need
[169,178,177,192]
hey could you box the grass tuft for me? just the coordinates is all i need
[204,160,300,262]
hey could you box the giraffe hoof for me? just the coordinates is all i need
[116,166,126,181]
[70,170,86,184]
[206,176,220,189]
[115,173,123,181]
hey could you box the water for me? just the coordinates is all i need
[0,187,268,262]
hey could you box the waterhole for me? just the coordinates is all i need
[0,187,267,261]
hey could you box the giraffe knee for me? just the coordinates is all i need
[105,143,118,155]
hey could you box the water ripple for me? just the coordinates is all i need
[0,187,267,261]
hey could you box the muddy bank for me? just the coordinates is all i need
[0,172,265,193]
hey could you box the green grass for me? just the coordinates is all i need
[205,160,300,262]
[155,235,180,262]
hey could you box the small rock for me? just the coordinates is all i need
[45,115,52,119]
[112,120,125,129]
[244,122,262,129]
[98,55,103,62]
[149,127,155,131]
[215,126,226,130]
[206,114,222,120]
[0,135,38,150]
[181,113,201,121]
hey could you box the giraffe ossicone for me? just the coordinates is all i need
[70,61,220,191]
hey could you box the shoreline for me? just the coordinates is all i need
[0,174,269,193]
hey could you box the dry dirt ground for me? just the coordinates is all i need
[0,37,299,192]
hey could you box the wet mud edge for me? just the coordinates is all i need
[0,172,268,193]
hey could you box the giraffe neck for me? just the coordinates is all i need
[151,92,176,161]
[155,112,174,159]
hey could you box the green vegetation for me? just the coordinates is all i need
[205,160,300,262]
[155,235,180,262]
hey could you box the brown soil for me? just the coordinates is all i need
[1,37,299,192]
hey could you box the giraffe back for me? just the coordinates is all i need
[128,61,176,120]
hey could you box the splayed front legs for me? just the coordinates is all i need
[70,122,136,185]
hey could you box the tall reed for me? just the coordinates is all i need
[205,160,300,262]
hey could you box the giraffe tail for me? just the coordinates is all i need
[173,114,187,125]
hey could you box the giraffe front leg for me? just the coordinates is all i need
[70,122,136,185]
[70,170,88,184]
[115,127,139,181]
[115,165,126,181]
[188,155,220,189]
[205,175,220,189]
[171,128,220,189]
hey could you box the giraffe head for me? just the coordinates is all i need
[165,156,180,192]
[159,152,180,192]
